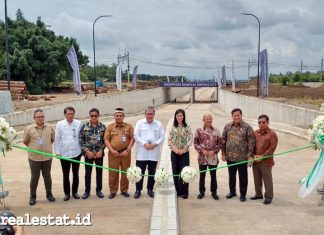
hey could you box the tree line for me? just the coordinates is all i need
[0,9,88,94]
[269,71,323,85]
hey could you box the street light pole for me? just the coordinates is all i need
[93,15,112,96]
[4,0,11,91]
[241,13,260,97]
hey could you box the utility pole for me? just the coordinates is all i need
[127,51,130,84]
[247,59,250,81]
[301,60,303,74]
[117,51,130,84]
[4,0,11,91]
[321,58,323,82]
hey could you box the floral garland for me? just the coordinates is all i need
[307,115,324,150]
[299,115,324,198]
[0,118,17,156]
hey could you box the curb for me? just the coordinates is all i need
[149,118,179,235]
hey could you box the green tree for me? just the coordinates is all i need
[0,9,89,94]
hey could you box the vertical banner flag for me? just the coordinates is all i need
[221,65,226,87]
[116,64,122,91]
[132,65,138,89]
[216,69,222,88]
[260,49,269,97]
[66,46,82,95]
[231,60,236,91]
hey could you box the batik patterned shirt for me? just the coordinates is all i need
[222,121,255,162]
[79,122,106,154]
[168,125,193,153]
[194,126,222,165]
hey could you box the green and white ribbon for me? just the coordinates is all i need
[299,135,324,198]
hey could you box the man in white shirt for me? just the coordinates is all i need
[134,106,164,199]
[54,107,82,201]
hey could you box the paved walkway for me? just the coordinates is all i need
[178,103,324,235]
[1,88,323,234]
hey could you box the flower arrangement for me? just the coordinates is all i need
[126,166,142,184]
[180,166,197,183]
[0,118,17,155]
[154,168,169,186]
[320,103,324,111]
[307,115,324,150]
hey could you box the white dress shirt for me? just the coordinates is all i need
[134,118,164,161]
[54,119,82,158]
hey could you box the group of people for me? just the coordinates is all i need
[169,108,278,205]
[23,106,277,206]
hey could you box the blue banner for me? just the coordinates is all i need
[159,82,218,87]
[260,49,269,97]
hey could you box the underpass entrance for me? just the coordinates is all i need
[159,82,218,103]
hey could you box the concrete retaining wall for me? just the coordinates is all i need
[1,87,190,127]
[0,91,14,115]
[218,89,324,128]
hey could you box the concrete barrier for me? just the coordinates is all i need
[0,91,14,115]
[1,87,190,127]
[218,89,324,128]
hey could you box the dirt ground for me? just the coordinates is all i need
[12,89,124,112]
[12,80,158,112]
[225,81,324,111]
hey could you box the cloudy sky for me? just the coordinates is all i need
[5,0,324,79]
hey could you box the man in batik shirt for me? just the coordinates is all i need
[194,113,222,200]
[79,108,106,200]
[222,108,255,202]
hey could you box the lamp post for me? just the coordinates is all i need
[241,13,260,97]
[93,15,112,96]
[4,0,10,91]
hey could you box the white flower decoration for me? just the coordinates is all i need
[180,166,197,183]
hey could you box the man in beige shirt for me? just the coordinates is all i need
[23,109,55,206]
[104,108,134,199]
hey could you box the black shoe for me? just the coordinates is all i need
[63,195,70,201]
[109,193,116,199]
[240,195,246,202]
[134,190,141,199]
[226,193,237,199]
[97,191,104,198]
[29,197,36,206]
[121,192,130,197]
[46,193,56,202]
[82,192,90,200]
[197,193,205,199]
[212,193,219,200]
[72,193,80,199]
[263,198,272,205]
[178,195,188,199]
[250,195,263,200]
[148,190,154,198]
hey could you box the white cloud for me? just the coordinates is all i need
[6,0,324,78]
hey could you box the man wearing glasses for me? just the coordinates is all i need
[23,109,56,206]
[251,114,278,205]
[79,108,106,199]
[133,106,164,199]
[54,107,82,201]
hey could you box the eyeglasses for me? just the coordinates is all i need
[35,116,44,118]
[90,115,98,118]
[258,121,267,124]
